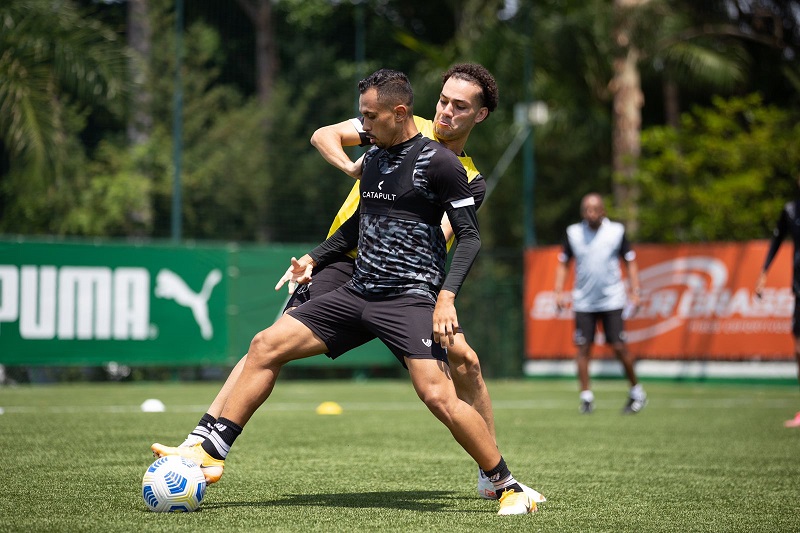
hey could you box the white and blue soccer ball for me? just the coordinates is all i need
[142,455,207,512]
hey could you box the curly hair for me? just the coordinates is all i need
[441,63,499,114]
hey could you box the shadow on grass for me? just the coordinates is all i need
[203,490,480,512]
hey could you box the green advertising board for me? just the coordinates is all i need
[0,239,396,368]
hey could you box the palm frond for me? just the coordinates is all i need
[0,0,128,175]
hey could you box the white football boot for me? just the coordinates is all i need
[477,468,546,503]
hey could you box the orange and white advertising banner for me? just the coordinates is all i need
[524,240,795,361]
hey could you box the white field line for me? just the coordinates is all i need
[0,397,795,414]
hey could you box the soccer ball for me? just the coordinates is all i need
[142,455,207,512]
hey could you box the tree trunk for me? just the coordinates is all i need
[235,0,278,105]
[663,77,680,128]
[126,0,153,233]
[235,0,278,241]
[127,0,152,145]
[610,0,647,236]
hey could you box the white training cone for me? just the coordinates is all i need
[141,398,166,412]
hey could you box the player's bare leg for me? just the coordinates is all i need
[613,342,638,388]
[180,306,302,446]
[405,357,536,515]
[446,336,546,502]
[407,357,498,465]
[209,356,245,417]
[177,355,246,447]
[577,344,594,413]
[613,342,647,414]
[216,316,328,426]
[153,314,329,482]
[447,333,496,442]
[204,306,297,419]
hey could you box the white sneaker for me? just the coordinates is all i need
[179,434,204,448]
[519,482,547,503]
[497,489,535,515]
[477,469,546,503]
[477,469,496,500]
[622,395,647,414]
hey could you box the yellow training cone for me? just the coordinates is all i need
[316,401,343,415]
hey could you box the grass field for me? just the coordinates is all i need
[2,378,799,532]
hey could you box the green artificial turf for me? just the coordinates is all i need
[1,379,798,532]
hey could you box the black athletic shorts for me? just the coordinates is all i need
[793,295,800,337]
[284,257,355,311]
[573,309,626,346]
[287,284,447,368]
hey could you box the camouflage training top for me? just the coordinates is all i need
[348,133,474,300]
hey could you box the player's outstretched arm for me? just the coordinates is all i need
[310,120,363,179]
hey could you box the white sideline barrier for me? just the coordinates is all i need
[524,359,797,380]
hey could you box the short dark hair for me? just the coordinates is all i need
[358,69,414,109]
[442,63,499,114]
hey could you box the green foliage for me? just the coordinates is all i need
[0,0,130,235]
[67,139,154,236]
[1,0,798,246]
[181,100,272,240]
[280,0,337,28]
[128,0,273,241]
[0,100,152,236]
[636,93,800,243]
[514,0,616,245]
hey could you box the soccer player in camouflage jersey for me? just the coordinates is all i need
[302,64,529,501]
[174,64,545,504]
[152,68,538,515]
[755,175,800,428]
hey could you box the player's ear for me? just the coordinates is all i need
[393,104,409,121]
[474,107,489,124]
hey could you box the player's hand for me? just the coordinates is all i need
[433,290,458,348]
[554,291,568,314]
[629,291,641,307]
[622,302,639,320]
[754,272,767,299]
[274,256,314,293]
